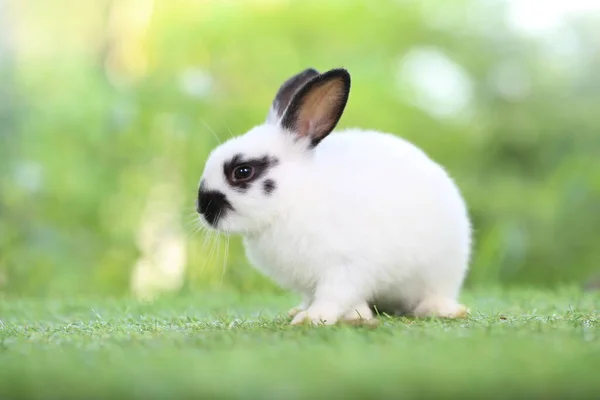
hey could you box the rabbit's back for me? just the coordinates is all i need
[312,129,470,263]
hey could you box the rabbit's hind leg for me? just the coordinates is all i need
[412,297,469,319]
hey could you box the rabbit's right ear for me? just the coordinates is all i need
[266,68,320,124]
[279,68,351,148]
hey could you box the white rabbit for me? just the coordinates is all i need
[197,67,471,325]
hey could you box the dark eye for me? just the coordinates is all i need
[232,165,254,182]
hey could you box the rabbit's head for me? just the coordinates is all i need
[196,68,351,234]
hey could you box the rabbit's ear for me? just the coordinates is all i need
[280,68,350,147]
[266,68,320,124]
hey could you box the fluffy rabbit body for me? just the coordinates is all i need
[197,68,471,325]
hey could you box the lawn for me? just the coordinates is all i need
[1,287,599,399]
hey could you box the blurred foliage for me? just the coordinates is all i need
[0,0,599,297]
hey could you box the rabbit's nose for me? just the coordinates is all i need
[197,184,233,226]
[196,181,206,214]
[195,197,201,214]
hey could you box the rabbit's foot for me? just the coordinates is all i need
[413,297,469,319]
[340,303,379,327]
[290,303,343,326]
[288,295,312,317]
[288,306,303,317]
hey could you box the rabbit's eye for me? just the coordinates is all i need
[223,154,279,189]
[232,165,255,182]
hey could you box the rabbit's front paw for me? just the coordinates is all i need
[288,307,301,317]
[290,304,342,326]
[288,295,312,317]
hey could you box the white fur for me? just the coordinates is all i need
[198,75,472,325]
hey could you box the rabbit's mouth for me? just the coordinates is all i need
[197,182,234,228]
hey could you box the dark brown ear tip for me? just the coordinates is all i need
[320,68,351,87]
[303,67,320,75]
[293,68,319,81]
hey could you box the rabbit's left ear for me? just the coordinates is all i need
[280,68,351,147]
[267,68,320,124]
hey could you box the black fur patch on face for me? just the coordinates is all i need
[197,181,233,226]
[223,154,279,191]
[263,179,276,195]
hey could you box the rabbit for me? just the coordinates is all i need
[196,67,471,325]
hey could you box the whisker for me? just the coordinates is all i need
[192,223,206,235]
[216,233,222,278]
[224,122,235,139]
[220,233,230,286]
[207,230,220,280]
[200,227,213,252]
[201,120,222,145]
[185,212,208,235]
[184,216,201,229]
[197,229,216,277]
[185,210,199,218]
[183,207,200,223]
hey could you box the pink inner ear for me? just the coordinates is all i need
[295,79,346,140]
[298,119,311,137]
[280,70,349,145]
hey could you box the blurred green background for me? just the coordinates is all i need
[1,0,599,299]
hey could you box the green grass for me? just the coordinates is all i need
[1,287,599,399]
